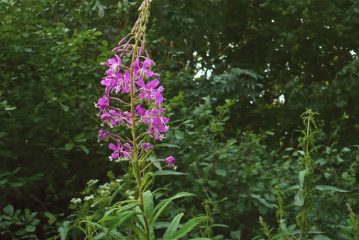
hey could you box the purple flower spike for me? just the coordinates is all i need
[98,38,172,163]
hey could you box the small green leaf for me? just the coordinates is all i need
[59,103,69,112]
[3,205,14,216]
[215,169,227,177]
[26,225,36,232]
[299,170,306,188]
[294,193,304,207]
[174,130,185,140]
[79,145,90,154]
[230,229,242,239]
[152,160,162,171]
[64,143,74,151]
[74,133,86,143]
[45,211,57,225]
[5,106,16,111]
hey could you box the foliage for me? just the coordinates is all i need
[1,0,359,239]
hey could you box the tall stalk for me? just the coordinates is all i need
[129,2,152,239]
[296,109,318,239]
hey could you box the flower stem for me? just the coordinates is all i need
[129,39,150,240]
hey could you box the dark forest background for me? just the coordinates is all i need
[1,0,359,239]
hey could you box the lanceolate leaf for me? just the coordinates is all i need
[165,216,207,240]
[151,192,195,224]
[143,190,154,220]
[162,212,184,238]
[315,185,349,193]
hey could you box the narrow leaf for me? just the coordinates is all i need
[154,170,186,176]
[166,216,207,239]
[143,190,154,220]
[315,185,349,193]
[163,213,184,238]
[151,192,195,224]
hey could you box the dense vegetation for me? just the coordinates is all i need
[1,0,359,239]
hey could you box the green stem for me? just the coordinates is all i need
[129,39,150,240]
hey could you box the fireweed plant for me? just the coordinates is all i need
[79,1,207,239]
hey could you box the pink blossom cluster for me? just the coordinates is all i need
[96,38,175,166]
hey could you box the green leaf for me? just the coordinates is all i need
[298,170,306,188]
[313,235,332,240]
[74,133,86,143]
[155,143,180,148]
[107,211,137,232]
[230,229,242,239]
[152,160,162,171]
[64,143,74,151]
[58,221,70,240]
[3,205,14,216]
[212,224,229,228]
[315,185,349,193]
[95,230,126,240]
[174,130,185,140]
[4,106,16,111]
[294,193,304,207]
[126,224,147,239]
[59,103,69,112]
[45,211,57,225]
[26,225,36,232]
[163,213,184,238]
[151,192,195,224]
[78,145,90,154]
[154,170,186,176]
[215,169,227,177]
[166,216,207,239]
[143,190,154,220]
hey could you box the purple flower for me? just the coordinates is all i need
[101,73,121,95]
[98,128,110,141]
[142,108,169,140]
[108,142,132,161]
[120,71,131,93]
[136,105,146,116]
[100,110,132,128]
[136,79,164,105]
[165,156,176,166]
[133,58,159,78]
[141,143,153,151]
[102,55,122,75]
[101,112,111,121]
[97,96,110,111]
